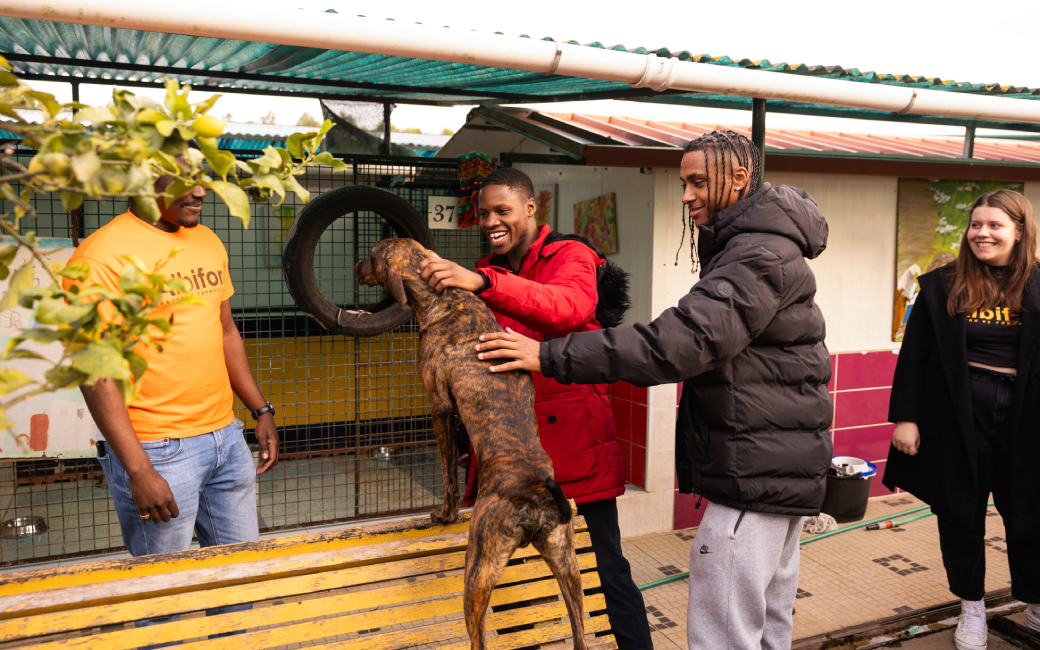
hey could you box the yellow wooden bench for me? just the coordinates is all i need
[0,508,616,649]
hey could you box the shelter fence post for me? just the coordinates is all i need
[752,98,766,189]
[383,103,392,156]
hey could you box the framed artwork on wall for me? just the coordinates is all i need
[534,183,557,230]
[892,178,1023,341]
[574,192,618,254]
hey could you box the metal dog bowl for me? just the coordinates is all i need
[1,516,48,538]
[370,446,393,467]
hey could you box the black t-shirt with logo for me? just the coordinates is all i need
[965,266,1021,369]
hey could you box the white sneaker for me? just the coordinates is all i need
[954,599,988,650]
[1026,603,1040,633]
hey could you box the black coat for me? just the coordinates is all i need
[885,265,1040,539]
[541,183,834,516]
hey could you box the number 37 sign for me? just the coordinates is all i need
[427,196,460,230]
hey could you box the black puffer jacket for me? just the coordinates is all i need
[540,183,834,515]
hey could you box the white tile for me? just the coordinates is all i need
[648,407,676,453]
[646,449,676,493]
[647,384,679,410]
[617,490,671,538]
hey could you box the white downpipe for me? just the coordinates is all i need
[0,1,1038,125]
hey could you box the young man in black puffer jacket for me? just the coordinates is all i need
[476,131,834,650]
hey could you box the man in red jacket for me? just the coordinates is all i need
[419,167,652,650]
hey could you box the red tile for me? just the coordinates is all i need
[833,423,895,463]
[617,440,631,484]
[836,350,900,391]
[869,461,895,497]
[612,381,629,401]
[674,491,708,529]
[631,404,648,447]
[828,354,837,392]
[611,400,632,443]
[631,385,648,405]
[833,388,891,429]
[631,444,646,488]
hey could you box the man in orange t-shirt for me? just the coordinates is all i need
[68,162,278,579]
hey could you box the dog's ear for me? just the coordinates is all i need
[383,259,409,308]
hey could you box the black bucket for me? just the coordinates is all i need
[820,473,874,522]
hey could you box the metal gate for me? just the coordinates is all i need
[0,154,485,567]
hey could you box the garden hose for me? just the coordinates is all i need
[637,502,995,592]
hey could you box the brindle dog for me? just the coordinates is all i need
[355,238,587,650]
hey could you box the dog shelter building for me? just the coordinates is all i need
[0,5,1039,566]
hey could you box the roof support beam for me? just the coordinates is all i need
[1,3,1038,126]
[752,98,766,190]
[963,126,976,159]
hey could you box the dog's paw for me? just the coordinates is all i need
[430,506,460,525]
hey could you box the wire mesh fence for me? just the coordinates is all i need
[0,153,486,567]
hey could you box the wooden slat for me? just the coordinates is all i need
[0,512,588,599]
[0,528,592,620]
[302,594,609,650]
[30,567,603,649]
[0,534,593,642]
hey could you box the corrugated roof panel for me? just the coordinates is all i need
[480,110,1040,164]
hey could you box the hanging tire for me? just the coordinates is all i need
[282,185,434,337]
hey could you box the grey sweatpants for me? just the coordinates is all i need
[686,502,804,650]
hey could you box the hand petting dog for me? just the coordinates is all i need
[418,251,485,293]
[476,329,541,374]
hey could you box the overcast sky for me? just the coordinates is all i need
[25,0,1039,135]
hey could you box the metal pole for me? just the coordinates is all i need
[963,125,976,159]
[752,98,766,189]
[383,103,392,156]
[70,81,79,115]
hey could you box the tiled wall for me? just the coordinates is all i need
[830,350,900,499]
[607,382,648,488]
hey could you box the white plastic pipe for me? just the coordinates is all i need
[0,0,1038,125]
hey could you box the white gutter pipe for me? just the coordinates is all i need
[0,1,1037,125]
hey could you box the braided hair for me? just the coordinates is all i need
[675,130,762,273]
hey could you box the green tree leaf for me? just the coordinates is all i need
[25,90,61,118]
[60,190,84,212]
[33,297,95,325]
[312,152,348,170]
[59,261,90,281]
[281,174,310,204]
[197,137,236,181]
[0,243,17,280]
[0,260,33,311]
[203,180,251,227]
[133,195,161,224]
[70,342,131,381]
[0,368,33,396]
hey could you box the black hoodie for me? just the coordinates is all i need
[540,183,834,515]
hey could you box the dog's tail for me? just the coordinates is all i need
[544,478,572,524]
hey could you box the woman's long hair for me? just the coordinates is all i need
[947,189,1038,318]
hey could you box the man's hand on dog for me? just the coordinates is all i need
[476,328,542,373]
[419,252,486,293]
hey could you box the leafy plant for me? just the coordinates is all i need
[0,56,347,431]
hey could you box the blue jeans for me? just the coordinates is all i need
[97,419,258,647]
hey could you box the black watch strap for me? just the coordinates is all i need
[250,402,275,420]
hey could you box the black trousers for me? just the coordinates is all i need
[938,367,1040,603]
[578,498,654,650]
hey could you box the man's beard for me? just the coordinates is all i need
[177,218,199,228]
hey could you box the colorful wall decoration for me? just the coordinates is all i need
[574,192,618,254]
[0,238,98,458]
[534,184,557,230]
[892,178,1024,341]
[457,152,495,228]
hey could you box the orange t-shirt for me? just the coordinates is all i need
[64,211,235,441]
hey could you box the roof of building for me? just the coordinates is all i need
[518,112,1040,164]
[1,15,1038,131]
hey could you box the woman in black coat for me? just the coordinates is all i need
[887,189,1040,650]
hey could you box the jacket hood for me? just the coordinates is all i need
[703,183,829,260]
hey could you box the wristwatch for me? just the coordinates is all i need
[250,401,275,420]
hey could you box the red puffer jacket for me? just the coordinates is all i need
[464,225,625,505]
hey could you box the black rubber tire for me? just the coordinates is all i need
[282,185,434,337]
